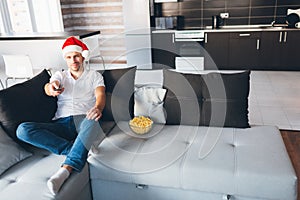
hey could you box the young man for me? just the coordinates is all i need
[16,36,106,195]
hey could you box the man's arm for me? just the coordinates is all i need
[95,86,106,113]
[86,86,106,121]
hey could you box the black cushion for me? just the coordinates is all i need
[0,69,57,140]
[163,70,250,128]
[98,66,136,122]
[201,71,250,128]
[163,70,202,125]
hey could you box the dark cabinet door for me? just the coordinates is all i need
[228,32,261,70]
[259,31,281,70]
[259,31,300,70]
[151,32,177,69]
[204,32,229,70]
[281,31,300,70]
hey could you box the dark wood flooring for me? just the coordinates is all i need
[281,130,300,200]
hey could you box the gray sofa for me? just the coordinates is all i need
[0,67,297,200]
[88,69,297,200]
[0,69,92,200]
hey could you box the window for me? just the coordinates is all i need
[6,0,33,32]
[0,0,64,34]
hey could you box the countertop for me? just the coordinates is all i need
[152,25,300,33]
[0,30,100,40]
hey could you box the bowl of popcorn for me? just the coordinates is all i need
[129,116,153,135]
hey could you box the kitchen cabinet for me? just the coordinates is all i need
[204,32,229,70]
[228,32,261,70]
[278,31,300,70]
[258,31,279,70]
[204,31,261,70]
[259,30,300,70]
[151,32,177,69]
[151,30,300,71]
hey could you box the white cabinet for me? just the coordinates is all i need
[123,0,152,69]
[125,34,152,69]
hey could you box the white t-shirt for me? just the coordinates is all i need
[50,69,105,119]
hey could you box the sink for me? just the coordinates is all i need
[218,25,265,29]
[259,26,285,30]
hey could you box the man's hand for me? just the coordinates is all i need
[86,106,102,121]
[45,81,64,97]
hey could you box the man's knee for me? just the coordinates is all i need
[16,122,32,141]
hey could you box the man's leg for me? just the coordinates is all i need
[63,115,104,171]
[48,115,105,195]
[47,166,71,195]
[16,116,80,195]
[16,117,77,155]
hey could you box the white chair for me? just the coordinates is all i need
[0,79,4,89]
[2,55,34,88]
[81,32,105,70]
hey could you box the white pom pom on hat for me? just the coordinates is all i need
[62,36,89,58]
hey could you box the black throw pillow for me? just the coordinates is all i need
[0,69,57,140]
[163,70,203,125]
[98,66,136,122]
[163,70,250,128]
[201,71,250,128]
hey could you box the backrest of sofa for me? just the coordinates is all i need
[0,66,137,141]
[0,67,250,143]
[0,69,57,140]
[98,66,136,122]
[163,70,250,128]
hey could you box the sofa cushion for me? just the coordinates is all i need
[99,121,116,135]
[98,66,136,122]
[88,125,297,200]
[0,69,57,140]
[201,71,250,128]
[0,125,32,175]
[163,70,202,125]
[163,70,250,128]
[134,86,167,124]
[0,153,91,200]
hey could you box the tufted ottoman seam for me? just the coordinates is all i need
[178,129,198,190]
[179,150,189,190]
[233,128,238,196]
[198,127,223,160]
[130,139,146,184]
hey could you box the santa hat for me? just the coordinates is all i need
[62,36,89,58]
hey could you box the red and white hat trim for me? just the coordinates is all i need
[62,36,89,58]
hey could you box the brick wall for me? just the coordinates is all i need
[60,0,126,67]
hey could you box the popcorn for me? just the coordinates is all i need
[129,116,153,134]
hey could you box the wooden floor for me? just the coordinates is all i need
[281,130,300,200]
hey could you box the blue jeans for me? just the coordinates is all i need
[16,115,103,172]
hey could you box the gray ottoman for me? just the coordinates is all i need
[88,122,297,200]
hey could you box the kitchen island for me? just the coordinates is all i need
[0,31,100,71]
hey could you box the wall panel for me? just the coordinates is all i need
[159,0,300,28]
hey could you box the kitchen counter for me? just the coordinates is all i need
[0,30,100,40]
[0,30,100,70]
[152,25,300,33]
[204,25,300,32]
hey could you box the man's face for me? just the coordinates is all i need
[65,52,84,72]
